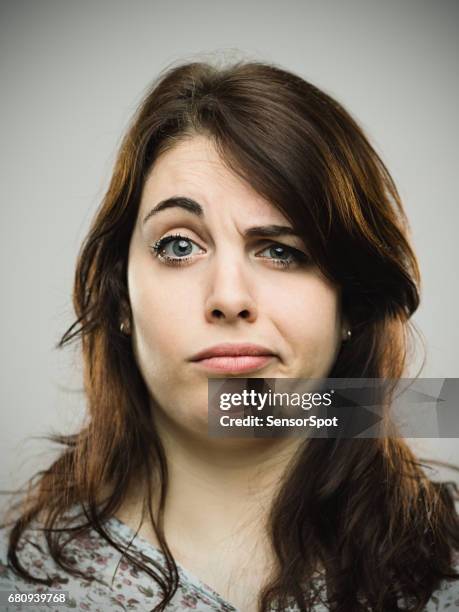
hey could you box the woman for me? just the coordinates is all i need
[1,59,458,612]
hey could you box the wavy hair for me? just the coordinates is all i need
[3,59,459,611]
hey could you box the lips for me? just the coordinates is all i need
[189,343,276,374]
[190,343,275,361]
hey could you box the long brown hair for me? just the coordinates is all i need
[3,58,459,611]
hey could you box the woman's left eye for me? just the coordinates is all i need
[150,234,307,269]
[256,244,304,268]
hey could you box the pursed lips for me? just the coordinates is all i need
[189,343,276,374]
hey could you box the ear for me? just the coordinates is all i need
[118,298,132,330]
[119,296,132,318]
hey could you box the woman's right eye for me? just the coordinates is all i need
[150,234,204,266]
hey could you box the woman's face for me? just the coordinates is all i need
[128,135,346,434]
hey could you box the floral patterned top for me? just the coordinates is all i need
[0,505,458,611]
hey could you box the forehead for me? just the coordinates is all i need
[140,135,286,223]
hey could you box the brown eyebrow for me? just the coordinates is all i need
[143,196,203,223]
[142,196,302,239]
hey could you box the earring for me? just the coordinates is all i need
[343,329,352,341]
[120,320,131,335]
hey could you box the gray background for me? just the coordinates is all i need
[1,0,458,501]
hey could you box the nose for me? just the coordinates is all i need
[204,255,258,324]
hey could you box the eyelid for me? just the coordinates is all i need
[150,222,211,247]
[151,232,205,251]
[252,237,305,253]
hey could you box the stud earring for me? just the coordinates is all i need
[120,320,131,335]
[343,329,352,341]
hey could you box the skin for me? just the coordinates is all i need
[120,134,349,610]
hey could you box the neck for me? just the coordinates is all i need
[119,406,304,557]
[155,411,304,571]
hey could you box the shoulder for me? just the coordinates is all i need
[424,556,459,611]
[0,510,216,612]
[0,520,71,612]
[0,513,134,611]
[0,520,53,590]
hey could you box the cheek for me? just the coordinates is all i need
[264,275,341,372]
[127,255,198,382]
[127,257,209,431]
[268,274,339,332]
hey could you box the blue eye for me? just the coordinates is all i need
[150,234,203,265]
[256,244,300,268]
[150,234,309,269]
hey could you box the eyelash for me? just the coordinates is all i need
[149,233,309,269]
